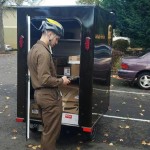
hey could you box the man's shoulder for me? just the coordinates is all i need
[30,42,48,54]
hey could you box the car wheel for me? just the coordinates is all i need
[137,72,150,89]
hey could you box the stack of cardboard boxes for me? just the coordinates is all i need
[62,55,80,114]
[68,55,80,77]
[60,85,79,114]
[53,55,80,77]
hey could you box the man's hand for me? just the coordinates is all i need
[62,76,71,85]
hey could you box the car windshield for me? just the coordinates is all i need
[138,49,150,57]
[139,52,150,59]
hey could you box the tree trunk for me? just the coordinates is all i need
[0,5,5,52]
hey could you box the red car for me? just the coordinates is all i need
[118,51,150,89]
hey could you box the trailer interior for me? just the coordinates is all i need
[30,19,82,126]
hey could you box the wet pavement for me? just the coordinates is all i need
[0,51,149,150]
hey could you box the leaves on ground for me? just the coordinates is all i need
[76,147,80,150]
[5,96,10,100]
[141,140,150,146]
[116,109,120,112]
[5,105,8,109]
[139,113,144,116]
[27,144,41,149]
[111,75,121,80]
[122,102,126,105]
[119,125,130,129]
[104,133,109,137]
[11,136,17,140]
[12,129,17,133]
[109,143,114,146]
[119,139,124,142]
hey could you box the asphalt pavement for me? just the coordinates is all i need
[0,51,149,150]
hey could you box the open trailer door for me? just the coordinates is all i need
[26,15,31,140]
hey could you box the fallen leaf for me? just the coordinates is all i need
[103,140,107,143]
[125,125,130,129]
[140,113,144,116]
[119,139,124,142]
[139,105,142,108]
[32,146,37,149]
[0,112,3,114]
[119,125,124,129]
[76,147,80,150]
[37,145,41,148]
[142,110,145,112]
[28,144,33,148]
[122,102,126,105]
[116,109,120,112]
[5,105,8,109]
[11,136,17,140]
[109,143,114,146]
[5,96,10,100]
[12,129,17,133]
[147,142,150,146]
[142,95,145,97]
[104,133,109,137]
[134,97,137,100]
[141,140,147,145]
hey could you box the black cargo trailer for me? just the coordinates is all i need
[16,5,115,139]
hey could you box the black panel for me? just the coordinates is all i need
[16,6,115,128]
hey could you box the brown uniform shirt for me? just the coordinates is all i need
[27,40,63,99]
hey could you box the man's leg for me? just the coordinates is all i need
[41,99,62,150]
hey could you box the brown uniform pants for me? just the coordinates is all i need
[35,89,62,150]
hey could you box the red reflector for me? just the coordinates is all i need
[121,63,129,69]
[19,35,24,48]
[82,127,92,133]
[85,37,91,51]
[16,117,24,122]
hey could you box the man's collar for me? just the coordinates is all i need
[37,40,52,54]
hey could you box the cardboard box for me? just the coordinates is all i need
[60,85,79,114]
[68,55,80,64]
[71,64,80,76]
[63,102,79,114]
[60,85,79,102]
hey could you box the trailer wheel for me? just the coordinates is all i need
[82,125,97,141]
[30,123,39,132]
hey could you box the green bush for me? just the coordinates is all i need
[112,39,130,53]
[112,50,123,74]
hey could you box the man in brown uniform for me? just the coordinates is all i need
[27,18,70,150]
